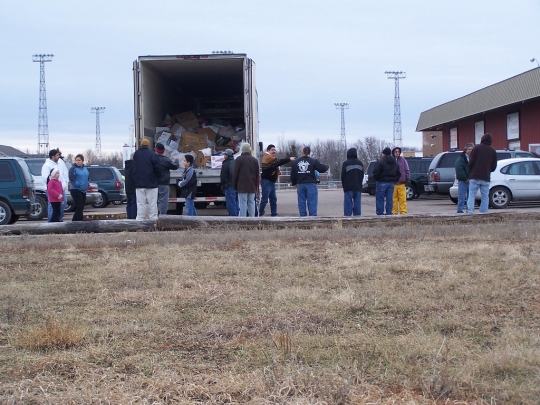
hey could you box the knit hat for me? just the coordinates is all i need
[49,168,59,178]
[141,139,150,147]
[382,147,392,156]
[224,149,234,156]
[241,143,251,153]
[155,143,165,153]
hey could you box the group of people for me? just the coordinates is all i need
[41,148,90,222]
[454,133,497,214]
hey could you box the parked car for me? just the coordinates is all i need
[426,149,538,196]
[449,158,540,209]
[0,157,40,225]
[362,157,433,200]
[87,166,126,208]
[23,158,100,218]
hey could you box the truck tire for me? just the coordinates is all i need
[195,202,209,209]
[0,201,13,225]
[28,195,47,220]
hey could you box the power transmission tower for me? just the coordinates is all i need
[334,103,349,161]
[91,107,105,160]
[384,71,406,147]
[33,54,54,156]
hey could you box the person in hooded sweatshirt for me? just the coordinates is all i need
[467,133,497,214]
[340,147,364,216]
[391,146,410,215]
[372,147,401,216]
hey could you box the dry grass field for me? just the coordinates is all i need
[1,220,539,404]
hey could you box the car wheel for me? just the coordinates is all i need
[113,200,122,205]
[194,202,209,209]
[368,189,375,196]
[28,195,48,221]
[406,184,416,200]
[8,214,20,224]
[64,203,76,213]
[0,201,13,225]
[91,191,109,208]
[489,186,510,209]
[449,196,458,204]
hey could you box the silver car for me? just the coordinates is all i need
[449,158,540,209]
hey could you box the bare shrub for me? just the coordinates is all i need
[13,317,86,351]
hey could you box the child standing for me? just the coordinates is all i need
[47,168,64,222]
[177,155,197,216]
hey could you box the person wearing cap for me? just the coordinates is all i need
[46,168,64,222]
[41,148,68,222]
[132,138,164,221]
[259,144,295,217]
[290,146,329,217]
[372,147,400,215]
[154,143,179,215]
[340,147,364,216]
[233,143,260,217]
[177,154,197,216]
[220,149,238,216]
[391,146,410,215]
[467,133,497,214]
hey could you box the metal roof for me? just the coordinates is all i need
[416,67,540,131]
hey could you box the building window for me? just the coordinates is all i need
[475,121,484,144]
[450,127,458,149]
[507,112,519,140]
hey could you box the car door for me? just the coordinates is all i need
[502,161,540,200]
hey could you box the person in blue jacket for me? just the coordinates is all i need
[68,154,90,221]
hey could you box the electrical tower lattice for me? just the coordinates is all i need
[33,54,54,156]
[335,103,349,161]
[385,71,406,147]
[92,107,105,160]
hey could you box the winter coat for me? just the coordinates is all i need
[372,155,401,183]
[469,134,497,182]
[341,148,364,192]
[394,157,410,184]
[455,152,470,182]
[290,156,329,186]
[68,165,89,192]
[177,165,197,199]
[220,156,235,190]
[47,178,64,203]
[233,152,260,193]
[132,146,164,189]
[261,153,291,183]
[156,153,179,185]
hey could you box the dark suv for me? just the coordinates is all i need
[363,157,433,200]
[0,157,39,225]
[87,166,126,208]
[426,149,538,195]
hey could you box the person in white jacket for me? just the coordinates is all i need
[41,149,68,222]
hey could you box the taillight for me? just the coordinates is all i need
[115,180,121,190]
[22,187,29,199]
[433,171,440,182]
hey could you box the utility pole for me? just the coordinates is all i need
[33,54,54,156]
[334,102,349,162]
[384,71,406,147]
[91,107,105,160]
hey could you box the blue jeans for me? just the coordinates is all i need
[457,180,469,213]
[467,179,489,213]
[185,198,197,216]
[157,184,170,215]
[297,183,318,216]
[224,187,238,216]
[238,193,256,217]
[126,193,137,219]
[47,189,66,222]
[375,182,394,215]
[260,179,277,216]
[344,190,361,216]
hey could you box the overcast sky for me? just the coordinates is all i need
[1,0,538,157]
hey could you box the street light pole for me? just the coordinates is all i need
[531,58,540,67]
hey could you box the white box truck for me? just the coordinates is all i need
[133,53,260,213]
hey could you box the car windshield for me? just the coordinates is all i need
[25,159,44,176]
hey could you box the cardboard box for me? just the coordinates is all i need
[170,123,186,136]
[196,127,217,142]
[196,151,211,169]
[174,111,199,130]
[211,155,226,169]
[156,132,180,152]
[181,132,207,153]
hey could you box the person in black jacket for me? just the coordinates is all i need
[341,147,364,216]
[454,143,474,214]
[220,149,238,216]
[124,158,137,219]
[155,143,179,215]
[467,133,497,214]
[178,154,197,216]
[132,139,164,221]
[290,146,329,217]
[372,147,400,215]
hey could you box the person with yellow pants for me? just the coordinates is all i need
[391,146,410,215]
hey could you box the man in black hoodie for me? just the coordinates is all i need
[341,147,364,216]
[467,133,497,214]
[372,147,400,215]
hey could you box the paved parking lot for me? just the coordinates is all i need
[30,190,540,221]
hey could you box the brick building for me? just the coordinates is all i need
[416,67,540,156]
